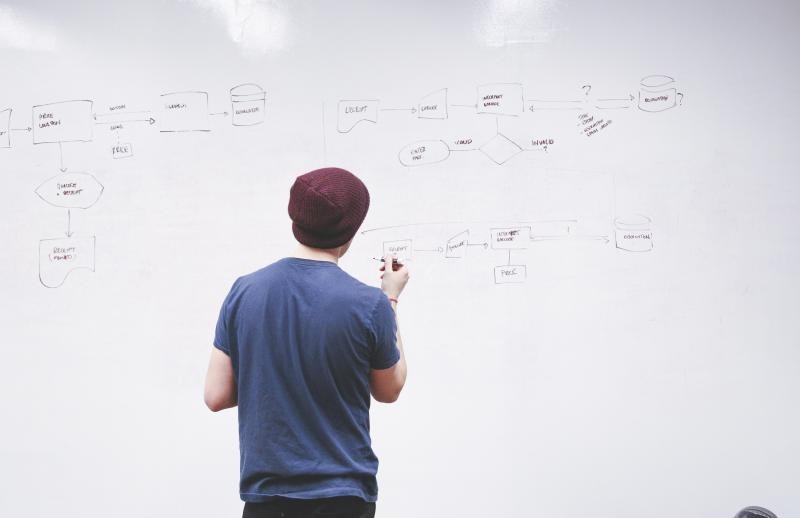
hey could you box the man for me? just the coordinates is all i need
[204,167,409,518]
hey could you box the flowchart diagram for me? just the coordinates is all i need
[3,76,665,288]
[1,83,267,287]
[336,75,684,166]
[365,214,654,285]
[337,77,671,282]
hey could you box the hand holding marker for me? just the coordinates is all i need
[376,254,410,302]
[374,255,404,271]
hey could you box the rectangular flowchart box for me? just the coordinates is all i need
[490,227,530,249]
[383,239,412,260]
[494,265,527,284]
[160,91,210,132]
[476,83,524,116]
[32,100,93,144]
[112,143,134,159]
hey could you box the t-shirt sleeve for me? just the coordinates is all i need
[213,280,238,356]
[369,293,400,370]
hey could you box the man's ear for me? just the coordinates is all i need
[338,239,353,257]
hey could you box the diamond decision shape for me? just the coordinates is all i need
[480,133,522,164]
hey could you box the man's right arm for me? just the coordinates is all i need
[370,299,407,403]
[370,255,409,404]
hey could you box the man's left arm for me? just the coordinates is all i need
[204,347,237,412]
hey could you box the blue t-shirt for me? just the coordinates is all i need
[213,257,399,503]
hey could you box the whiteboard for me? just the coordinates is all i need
[1,1,798,517]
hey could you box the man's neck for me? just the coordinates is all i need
[293,243,340,264]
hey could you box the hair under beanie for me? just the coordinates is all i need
[288,167,370,249]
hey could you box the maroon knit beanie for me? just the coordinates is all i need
[288,167,370,249]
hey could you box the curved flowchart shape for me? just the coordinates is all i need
[398,140,450,167]
[35,172,104,209]
[39,236,96,288]
[337,100,378,133]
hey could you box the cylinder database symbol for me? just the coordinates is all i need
[230,83,266,126]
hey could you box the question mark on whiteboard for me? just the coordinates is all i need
[582,84,592,98]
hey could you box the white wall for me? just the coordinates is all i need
[1,1,798,517]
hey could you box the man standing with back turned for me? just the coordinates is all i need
[204,167,409,518]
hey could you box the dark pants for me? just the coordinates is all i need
[243,496,376,518]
